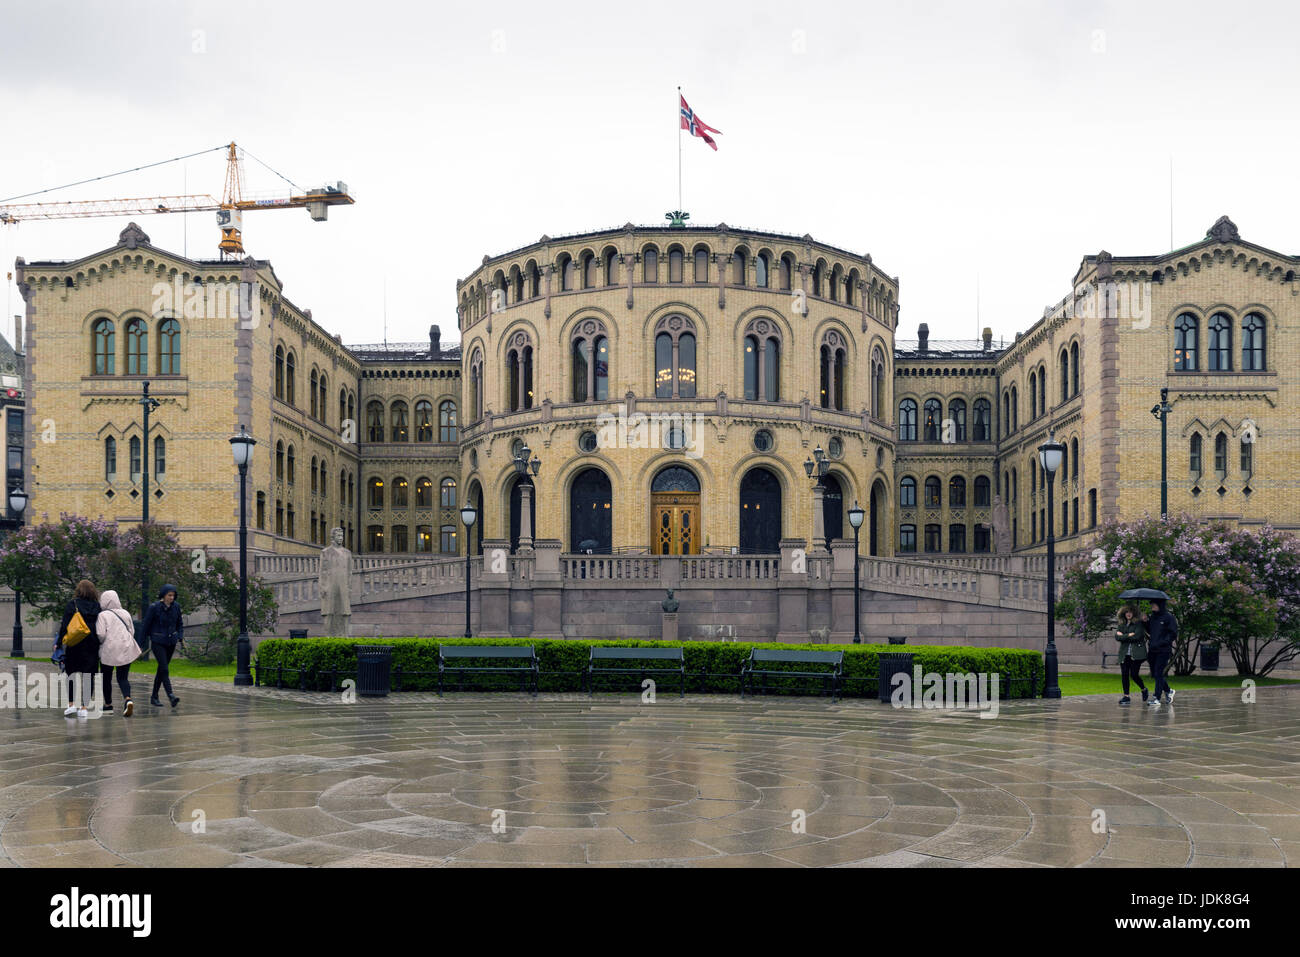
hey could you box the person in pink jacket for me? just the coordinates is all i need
[95,590,142,717]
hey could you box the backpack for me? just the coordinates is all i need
[64,609,92,648]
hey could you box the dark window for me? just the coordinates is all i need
[1209,314,1232,371]
[949,399,966,441]
[974,475,991,507]
[948,524,966,553]
[415,400,433,442]
[126,319,147,375]
[1190,433,1202,472]
[973,524,990,553]
[1175,314,1198,371]
[1242,314,1265,370]
[392,476,409,508]
[899,524,916,553]
[924,476,941,508]
[924,524,941,553]
[900,476,916,508]
[949,475,966,507]
[923,399,942,441]
[390,401,409,442]
[973,399,991,441]
[569,468,613,553]
[898,399,917,442]
[743,336,758,400]
[158,319,180,375]
[439,401,457,442]
[655,333,673,398]
[1215,432,1228,472]
[92,319,115,375]
[738,467,782,554]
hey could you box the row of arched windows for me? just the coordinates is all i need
[1175,312,1267,372]
[364,524,458,553]
[363,400,457,443]
[897,398,993,442]
[899,474,993,510]
[91,318,180,376]
[255,492,355,547]
[365,475,457,510]
[103,435,164,481]
[1189,432,1254,474]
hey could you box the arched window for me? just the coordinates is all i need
[871,348,886,418]
[1002,391,1010,437]
[1010,386,1018,432]
[974,475,991,507]
[1241,436,1253,474]
[529,261,542,298]
[1059,350,1069,403]
[286,445,295,485]
[286,504,295,539]
[366,401,384,442]
[756,252,770,288]
[366,525,383,552]
[811,260,825,298]
[572,320,610,403]
[1070,342,1079,396]
[256,492,265,530]
[1070,438,1079,481]
[949,399,967,441]
[440,477,457,509]
[923,399,942,441]
[275,441,284,480]
[924,476,941,508]
[973,399,991,441]
[742,319,780,402]
[415,476,433,508]
[1028,371,1037,419]
[732,249,747,286]
[505,332,533,411]
[557,254,574,291]
[949,475,966,507]
[512,266,524,303]
[415,400,433,441]
[129,436,141,481]
[92,318,115,375]
[583,252,598,289]
[274,345,285,398]
[104,436,116,479]
[900,476,917,508]
[642,247,659,283]
[738,467,782,554]
[158,319,180,375]
[390,401,409,442]
[818,330,847,410]
[392,476,409,508]
[439,400,458,442]
[310,370,319,417]
[899,524,916,553]
[779,254,793,291]
[318,373,328,424]
[319,460,328,499]
[125,318,148,375]
[829,264,842,302]
[310,456,318,494]
[604,249,619,286]
[469,349,483,422]
[1209,314,1232,371]
[898,399,918,442]
[668,248,684,283]
[1214,432,1228,473]
[654,317,697,398]
[368,477,384,508]
[693,248,709,283]
[153,436,165,479]
[285,351,296,405]
[439,525,457,554]
[339,388,348,428]
[1175,314,1198,370]
[1242,314,1266,370]
[1038,370,1046,419]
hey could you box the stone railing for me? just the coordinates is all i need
[255,553,437,579]
[894,551,1086,578]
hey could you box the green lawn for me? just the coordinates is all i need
[7,655,236,683]
[1059,671,1300,697]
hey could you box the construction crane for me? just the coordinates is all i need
[0,142,354,258]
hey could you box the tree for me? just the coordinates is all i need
[1055,514,1294,676]
[0,516,277,664]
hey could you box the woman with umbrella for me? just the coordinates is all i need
[1113,600,1149,706]
[1120,588,1178,708]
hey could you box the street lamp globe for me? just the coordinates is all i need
[229,426,256,467]
[848,501,865,529]
[9,487,28,516]
[460,504,478,528]
[803,457,814,478]
[1038,430,1065,476]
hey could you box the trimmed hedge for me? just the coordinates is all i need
[255,637,1043,698]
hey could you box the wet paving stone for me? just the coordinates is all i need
[3,662,1300,867]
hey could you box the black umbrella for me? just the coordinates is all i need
[1119,587,1169,600]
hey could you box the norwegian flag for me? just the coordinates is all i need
[680,94,721,151]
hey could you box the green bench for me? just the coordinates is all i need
[740,648,844,702]
[438,645,538,697]
[585,646,686,697]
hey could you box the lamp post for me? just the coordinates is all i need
[512,444,541,549]
[847,500,865,644]
[1150,388,1171,519]
[460,503,477,638]
[1038,429,1065,699]
[8,487,28,658]
[138,382,161,623]
[229,427,256,686]
[803,445,830,551]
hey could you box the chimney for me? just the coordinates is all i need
[982,327,993,351]
[430,324,441,357]
[13,316,22,353]
[917,322,929,353]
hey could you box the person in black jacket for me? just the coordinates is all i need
[56,580,101,718]
[1144,598,1179,708]
[141,583,184,708]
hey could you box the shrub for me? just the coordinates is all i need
[254,637,1044,698]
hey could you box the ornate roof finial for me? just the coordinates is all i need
[1206,215,1239,243]
[118,222,150,249]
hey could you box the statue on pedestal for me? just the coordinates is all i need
[991,494,1012,555]
[320,527,352,636]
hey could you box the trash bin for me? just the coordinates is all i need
[1199,643,1220,672]
[878,652,914,703]
[288,629,308,640]
[356,645,393,697]
[888,635,907,645]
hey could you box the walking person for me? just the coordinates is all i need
[56,580,101,719]
[1114,603,1149,706]
[141,583,184,708]
[1145,597,1179,708]
[95,590,141,717]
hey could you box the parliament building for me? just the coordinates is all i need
[13,215,1298,565]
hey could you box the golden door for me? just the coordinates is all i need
[651,493,700,555]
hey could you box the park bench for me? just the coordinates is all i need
[740,648,844,702]
[585,646,686,697]
[438,645,539,696]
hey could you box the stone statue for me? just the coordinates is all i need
[319,527,352,636]
[661,589,679,613]
[991,494,1012,555]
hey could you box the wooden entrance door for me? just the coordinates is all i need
[651,493,700,555]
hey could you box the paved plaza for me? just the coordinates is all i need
[2,663,1298,868]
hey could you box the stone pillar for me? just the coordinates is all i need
[776,538,809,643]
[829,539,857,643]
[518,482,534,550]
[529,540,563,640]
[662,612,678,642]
[478,539,511,635]
[812,483,826,551]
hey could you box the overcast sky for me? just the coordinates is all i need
[3,0,1298,350]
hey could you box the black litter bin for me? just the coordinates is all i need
[1200,643,1220,672]
[356,645,393,697]
[288,629,308,640]
[878,652,914,703]
[888,635,907,645]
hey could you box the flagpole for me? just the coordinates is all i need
[677,85,683,211]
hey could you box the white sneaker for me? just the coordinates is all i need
[76,708,88,719]
[1149,698,1161,709]
[1167,689,1175,704]
[63,705,78,716]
